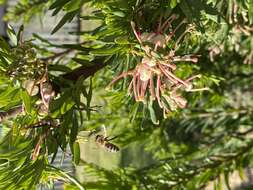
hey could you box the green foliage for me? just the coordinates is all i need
[3,0,50,23]
[0,0,253,189]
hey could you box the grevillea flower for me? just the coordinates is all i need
[109,15,208,116]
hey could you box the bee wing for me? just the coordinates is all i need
[77,131,95,143]
[105,136,118,141]
[84,125,107,137]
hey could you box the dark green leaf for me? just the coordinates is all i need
[48,64,72,72]
[179,0,193,21]
[70,111,79,145]
[17,25,24,45]
[73,142,80,165]
[32,33,53,45]
[51,11,78,34]
[64,0,83,12]
[0,37,10,52]
[49,0,71,10]
[72,58,93,67]
[86,78,92,120]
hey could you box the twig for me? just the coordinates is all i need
[62,57,107,81]
[32,128,50,160]
[41,49,75,62]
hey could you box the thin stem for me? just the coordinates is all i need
[42,49,75,62]
[107,71,134,87]
[158,64,181,85]
[137,74,141,101]
[172,55,198,63]
[128,79,133,95]
[156,75,162,108]
[166,19,187,44]
[133,73,138,101]
[62,58,107,81]
[160,14,177,32]
[131,21,143,45]
[149,73,156,100]
[173,26,193,50]
[159,61,177,70]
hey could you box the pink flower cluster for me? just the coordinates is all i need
[109,15,208,117]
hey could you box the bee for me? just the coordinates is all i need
[86,125,120,153]
[95,135,119,153]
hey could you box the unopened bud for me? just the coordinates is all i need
[22,80,39,96]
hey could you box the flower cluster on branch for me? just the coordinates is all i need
[109,15,208,117]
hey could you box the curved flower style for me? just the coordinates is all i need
[109,15,208,115]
